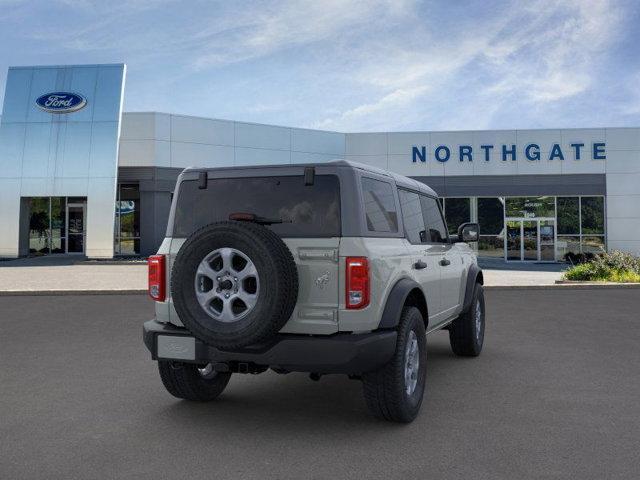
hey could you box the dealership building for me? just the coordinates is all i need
[1,63,639,261]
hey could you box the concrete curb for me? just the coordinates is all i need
[486,283,640,290]
[0,289,147,296]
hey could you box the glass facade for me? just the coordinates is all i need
[441,195,606,261]
[114,184,141,255]
[442,198,471,235]
[27,197,86,255]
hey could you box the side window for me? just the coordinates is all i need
[399,189,426,244]
[420,195,448,243]
[361,177,398,233]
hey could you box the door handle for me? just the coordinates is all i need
[413,260,428,270]
[439,258,451,267]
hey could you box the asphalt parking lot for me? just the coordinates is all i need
[1,289,639,479]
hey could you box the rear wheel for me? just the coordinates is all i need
[158,361,232,401]
[449,283,485,356]
[362,306,427,423]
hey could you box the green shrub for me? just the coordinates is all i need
[563,251,640,282]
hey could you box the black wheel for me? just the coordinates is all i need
[449,283,485,356]
[158,361,232,401]
[362,306,427,423]
[171,221,299,349]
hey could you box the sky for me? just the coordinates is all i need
[0,0,639,132]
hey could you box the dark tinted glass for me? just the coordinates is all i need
[174,175,341,238]
[118,184,140,238]
[478,197,503,235]
[361,177,398,233]
[420,195,448,243]
[581,197,604,234]
[51,197,65,238]
[399,189,426,244]
[557,197,579,234]
[444,197,470,234]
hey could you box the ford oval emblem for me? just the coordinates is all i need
[35,92,87,114]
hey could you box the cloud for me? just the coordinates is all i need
[1,0,633,131]
[314,0,625,130]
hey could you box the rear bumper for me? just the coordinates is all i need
[143,319,397,375]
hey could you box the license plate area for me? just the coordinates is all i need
[157,335,196,360]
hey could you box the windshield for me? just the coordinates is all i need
[173,175,341,238]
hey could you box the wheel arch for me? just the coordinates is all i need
[378,278,429,330]
[461,263,483,313]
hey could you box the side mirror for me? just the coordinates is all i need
[457,222,479,243]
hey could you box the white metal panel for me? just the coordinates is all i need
[291,128,344,154]
[170,142,234,168]
[606,195,640,218]
[290,151,342,164]
[606,172,640,196]
[120,113,157,140]
[387,132,429,156]
[170,115,234,146]
[345,132,387,155]
[234,147,290,166]
[235,122,290,150]
[606,128,640,151]
[605,150,640,173]
[344,154,388,169]
[118,139,161,167]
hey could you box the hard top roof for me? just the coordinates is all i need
[183,159,437,197]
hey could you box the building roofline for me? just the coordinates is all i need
[123,112,639,135]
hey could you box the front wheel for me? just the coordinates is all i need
[158,361,232,401]
[449,283,485,356]
[362,306,427,423]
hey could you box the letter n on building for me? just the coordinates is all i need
[412,146,426,163]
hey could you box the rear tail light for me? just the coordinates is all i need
[148,255,166,301]
[346,257,369,309]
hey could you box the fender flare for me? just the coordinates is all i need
[377,278,426,330]
[461,263,484,313]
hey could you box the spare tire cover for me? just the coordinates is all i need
[171,221,299,349]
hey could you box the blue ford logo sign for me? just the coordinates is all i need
[35,92,87,114]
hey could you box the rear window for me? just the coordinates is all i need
[173,175,341,238]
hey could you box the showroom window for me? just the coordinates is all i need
[477,197,504,258]
[556,196,605,258]
[442,197,471,235]
[505,196,555,218]
[27,197,86,255]
[114,184,141,255]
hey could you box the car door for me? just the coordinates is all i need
[422,196,465,317]
[398,189,442,322]
[419,194,452,327]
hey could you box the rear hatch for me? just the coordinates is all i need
[163,169,341,334]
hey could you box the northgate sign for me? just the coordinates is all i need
[411,142,606,163]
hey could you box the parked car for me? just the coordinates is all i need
[143,160,485,422]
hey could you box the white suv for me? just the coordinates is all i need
[143,160,485,422]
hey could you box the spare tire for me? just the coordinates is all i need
[171,221,298,349]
